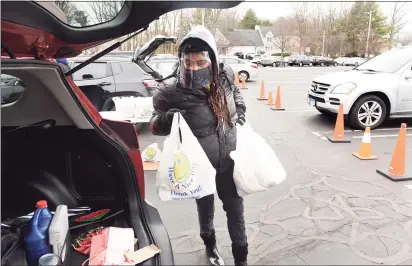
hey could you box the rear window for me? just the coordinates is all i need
[1,74,25,105]
[72,62,110,81]
[37,1,125,28]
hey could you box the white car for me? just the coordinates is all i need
[343,57,365,66]
[307,46,412,129]
[219,56,259,81]
[334,57,349,65]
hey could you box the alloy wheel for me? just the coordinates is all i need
[357,101,383,127]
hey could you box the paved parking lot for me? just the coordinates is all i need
[139,66,412,265]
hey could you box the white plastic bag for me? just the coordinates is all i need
[230,123,286,196]
[230,124,266,197]
[156,113,216,201]
[113,96,136,118]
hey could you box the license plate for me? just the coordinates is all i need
[308,97,316,106]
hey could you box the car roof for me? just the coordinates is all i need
[1,1,241,58]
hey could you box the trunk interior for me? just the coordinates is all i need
[1,125,133,265]
[1,60,174,266]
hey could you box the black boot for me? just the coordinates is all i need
[200,230,224,266]
[232,243,248,266]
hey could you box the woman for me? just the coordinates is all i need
[149,26,248,266]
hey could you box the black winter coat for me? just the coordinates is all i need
[149,63,246,172]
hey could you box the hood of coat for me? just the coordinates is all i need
[178,26,219,70]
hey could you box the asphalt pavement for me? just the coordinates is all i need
[139,65,412,265]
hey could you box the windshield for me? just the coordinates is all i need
[354,49,412,73]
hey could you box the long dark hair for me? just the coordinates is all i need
[209,56,233,129]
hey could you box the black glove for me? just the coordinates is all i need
[165,108,186,125]
[237,112,246,126]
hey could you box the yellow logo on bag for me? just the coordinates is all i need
[145,147,156,160]
[168,151,202,197]
[173,152,191,184]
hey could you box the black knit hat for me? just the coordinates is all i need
[179,38,209,55]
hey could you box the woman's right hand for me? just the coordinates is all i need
[165,108,186,125]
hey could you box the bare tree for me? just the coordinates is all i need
[272,17,293,58]
[292,2,309,54]
[55,0,77,25]
[388,1,409,47]
[218,8,241,32]
[89,1,123,23]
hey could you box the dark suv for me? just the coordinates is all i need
[288,55,313,67]
[68,56,155,101]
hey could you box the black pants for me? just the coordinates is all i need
[195,160,248,247]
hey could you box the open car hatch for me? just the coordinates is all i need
[133,35,177,80]
[133,35,177,62]
[1,1,242,59]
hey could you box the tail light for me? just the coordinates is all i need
[251,64,258,69]
[143,79,160,89]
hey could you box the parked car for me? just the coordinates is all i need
[219,56,259,81]
[146,58,178,78]
[334,57,349,65]
[311,56,338,67]
[67,36,177,131]
[260,56,285,67]
[1,75,25,104]
[68,56,155,99]
[1,1,241,265]
[1,73,18,85]
[250,54,262,65]
[342,57,366,66]
[306,46,412,129]
[234,52,245,59]
[288,55,313,66]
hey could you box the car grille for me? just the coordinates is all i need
[310,81,330,95]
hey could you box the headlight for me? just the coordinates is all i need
[331,82,357,94]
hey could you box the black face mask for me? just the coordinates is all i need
[180,65,212,90]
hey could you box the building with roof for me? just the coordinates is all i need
[216,29,265,56]
[255,25,301,55]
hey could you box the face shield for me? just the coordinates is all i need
[179,50,213,90]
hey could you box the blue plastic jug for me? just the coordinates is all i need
[24,200,53,266]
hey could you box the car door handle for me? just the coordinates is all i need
[98,82,112,86]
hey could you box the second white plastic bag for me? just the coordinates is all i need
[156,113,216,201]
[230,123,286,196]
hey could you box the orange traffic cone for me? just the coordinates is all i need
[377,123,411,181]
[326,104,351,143]
[257,80,268,100]
[271,85,285,111]
[353,127,377,160]
[235,72,241,89]
[241,77,247,89]
[266,91,273,105]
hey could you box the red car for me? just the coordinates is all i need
[1,1,241,265]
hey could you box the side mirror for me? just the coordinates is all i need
[82,74,94,79]
[405,72,412,80]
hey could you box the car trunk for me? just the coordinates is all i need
[2,125,134,264]
[1,60,172,265]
